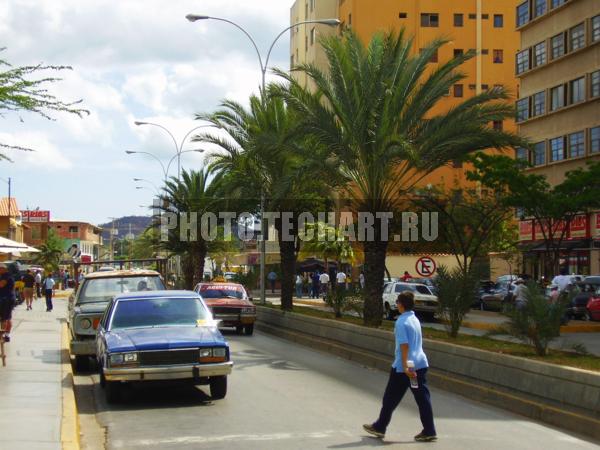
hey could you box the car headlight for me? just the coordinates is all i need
[109,352,138,367]
[241,307,255,314]
[199,347,227,363]
[212,347,227,357]
[80,318,92,329]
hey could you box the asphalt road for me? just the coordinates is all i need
[74,331,599,450]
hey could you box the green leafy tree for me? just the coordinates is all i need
[199,88,330,310]
[299,221,355,274]
[468,154,600,277]
[0,49,88,159]
[34,229,64,272]
[276,30,526,326]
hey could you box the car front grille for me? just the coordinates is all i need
[139,349,198,366]
[211,307,241,315]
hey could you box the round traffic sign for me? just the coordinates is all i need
[415,256,436,277]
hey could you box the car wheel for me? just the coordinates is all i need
[244,324,254,336]
[210,376,227,399]
[105,381,121,404]
[235,326,244,335]
[74,355,89,372]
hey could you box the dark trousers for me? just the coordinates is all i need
[35,283,42,298]
[44,289,53,311]
[269,280,275,293]
[373,367,436,436]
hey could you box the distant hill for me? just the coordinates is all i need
[98,216,152,241]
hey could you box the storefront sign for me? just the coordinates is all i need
[21,210,50,222]
[594,212,600,238]
[569,214,588,239]
[533,219,566,240]
[519,220,533,241]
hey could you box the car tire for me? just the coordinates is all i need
[74,355,89,372]
[105,381,121,404]
[384,302,393,320]
[235,326,244,335]
[244,324,254,336]
[210,376,227,399]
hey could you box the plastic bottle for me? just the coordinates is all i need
[407,360,419,389]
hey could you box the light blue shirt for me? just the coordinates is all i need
[392,310,428,372]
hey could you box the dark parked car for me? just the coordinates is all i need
[478,280,514,311]
[568,276,600,320]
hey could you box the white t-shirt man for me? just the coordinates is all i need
[336,272,347,284]
[319,273,330,285]
[551,274,571,292]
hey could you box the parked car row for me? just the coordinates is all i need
[382,280,438,321]
[68,268,256,403]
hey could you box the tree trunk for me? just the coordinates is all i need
[279,239,296,311]
[194,243,207,287]
[362,239,388,327]
[182,252,195,290]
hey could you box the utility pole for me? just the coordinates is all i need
[108,217,118,260]
[7,177,11,240]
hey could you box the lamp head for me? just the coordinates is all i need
[125,150,137,154]
[320,19,341,26]
[186,14,210,22]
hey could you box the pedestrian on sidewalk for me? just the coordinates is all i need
[310,272,320,299]
[513,278,527,309]
[34,269,42,298]
[43,273,56,312]
[22,269,35,310]
[319,271,330,298]
[0,263,15,342]
[267,271,277,294]
[336,271,347,291]
[295,274,303,298]
[359,271,365,290]
[363,291,437,442]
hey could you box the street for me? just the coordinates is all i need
[74,330,599,450]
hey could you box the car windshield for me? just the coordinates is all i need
[395,284,431,295]
[110,297,210,330]
[77,276,164,304]
[198,285,244,299]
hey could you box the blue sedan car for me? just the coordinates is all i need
[95,290,233,403]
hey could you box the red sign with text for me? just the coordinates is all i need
[519,220,533,241]
[568,214,588,239]
[21,210,50,223]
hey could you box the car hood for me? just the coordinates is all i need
[75,301,110,314]
[105,326,226,353]
[204,298,252,307]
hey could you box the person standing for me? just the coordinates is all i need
[295,274,303,298]
[22,269,35,311]
[311,272,320,299]
[513,278,527,309]
[319,271,330,297]
[267,271,277,294]
[336,270,347,291]
[34,270,42,299]
[401,271,412,282]
[363,291,437,442]
[43,273,56,312]
[0,263,15,342]
[359,271,366,290]
[551,268,571,293]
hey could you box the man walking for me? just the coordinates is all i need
[22,269,35,310]
[311,272,320,299]
[43,272,56,312]
[319,271,330,297]
[363,291,437,442]
[34,270,42,298]
[0,263,15,342]
[295,274,303,298]
[267,271,277,294]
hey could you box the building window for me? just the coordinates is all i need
[69,226,78,233]
[532,91,545,116]
[591,71,600,98]
[551,0,566,8]
[469,84,476,90]
[533,41,546,67]
[493,49,503,63]
[517,2,529,27]
[468,13,477,20]
[420,48,438,63]
[533,0,547,18]
[421,13,439,27]
[348,13,352,26]
[569,23,585,51]
[533,141,546,166]
[453,84,464,97]
[516,49,530,74]
[550,137,565,162]
[399,12,408,19]
[570,77,585,104]
[592,16,600,42]
[494,14,503,28]
[482,84,489,90]
[516,147,529,162]
[454,13,463,27]
[568,131,585,158]
[481,49,489,55]
[551,33,565,59]
[454,49,464,57]
[310,27,316,45]
[482,14,489,20]
[516,98,529,122]
[493,120,503,131]
[591,127,600,154]
[550,84,565,110]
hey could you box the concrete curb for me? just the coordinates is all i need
[61,323,80,450]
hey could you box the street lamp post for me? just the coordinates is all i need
[186,14,340,305]
[125,148,204,183]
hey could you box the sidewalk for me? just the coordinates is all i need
[0,291,72,450]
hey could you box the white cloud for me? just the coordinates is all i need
[0,132,73,170]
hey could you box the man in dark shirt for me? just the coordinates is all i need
[0,263,16,342]
[23,269,35,311]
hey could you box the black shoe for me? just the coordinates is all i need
[3,335,10,343]
[363,424,385,438]
[414,432,437,442]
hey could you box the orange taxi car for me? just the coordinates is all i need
[194,282,256,335]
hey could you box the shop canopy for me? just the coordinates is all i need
[0,236,40,254]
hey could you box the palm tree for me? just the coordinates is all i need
[158,169,221,289]
[198,88,330,310]
[34,229,64,272]
[299,222,355,274]
[276,30,527,326]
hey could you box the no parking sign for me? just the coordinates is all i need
[415,256,436,277]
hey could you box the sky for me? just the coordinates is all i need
[0,0,296,225]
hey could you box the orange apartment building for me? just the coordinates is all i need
[291,0,521,188]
